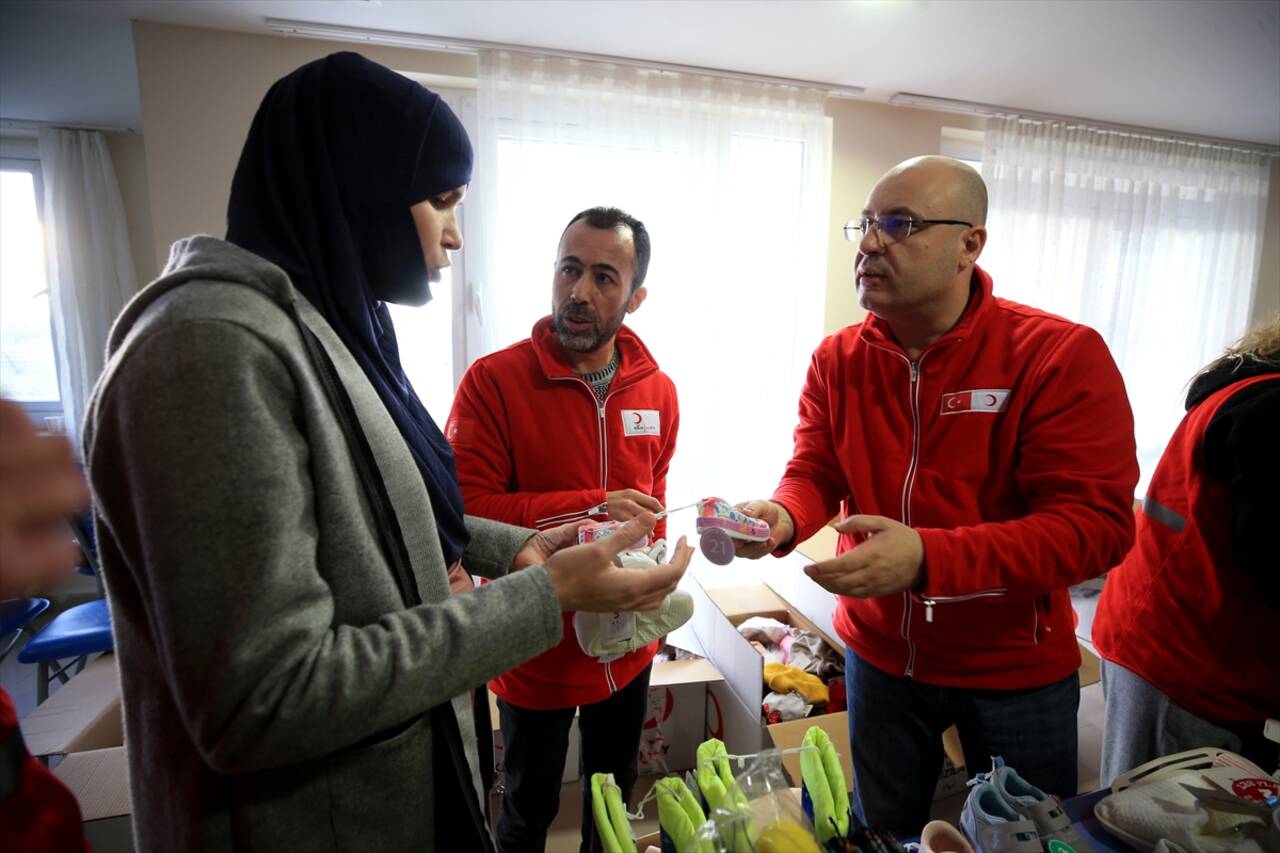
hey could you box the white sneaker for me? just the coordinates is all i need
[960,779,1041,853]
[573,541,692,662]
[983,758,1093,852]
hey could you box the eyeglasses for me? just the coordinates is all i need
[843,215,973,244]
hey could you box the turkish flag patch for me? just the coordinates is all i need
[940,389,1010,415]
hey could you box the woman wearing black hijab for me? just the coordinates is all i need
[82,52,690,852]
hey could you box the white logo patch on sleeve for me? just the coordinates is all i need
[621,409,661,436]
[940,389,1010,415]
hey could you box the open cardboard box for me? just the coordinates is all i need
[688,575,845,758]
[689,564,968,801]
[20,652,123,759]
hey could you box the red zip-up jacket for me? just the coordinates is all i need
[1094,371,1280,723]
[772,267,1138,690]
[446,317,679,709]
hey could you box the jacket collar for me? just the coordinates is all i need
[859,265,994,354]
[530,315,660,385]
[1185,357,1280,409]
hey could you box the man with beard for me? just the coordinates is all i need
[447,206,679,852]
[735,157,1138,838]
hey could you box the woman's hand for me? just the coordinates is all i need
[543,513,693,612]
[511,520,584,572]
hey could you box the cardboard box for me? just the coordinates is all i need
[689,565,967,802]
[486,656,725,782]
[52,745,134,852]
[20,652,123,758]
[640,657,723,774]
[688,574,844,758]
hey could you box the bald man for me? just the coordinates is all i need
[737,157,1138,836]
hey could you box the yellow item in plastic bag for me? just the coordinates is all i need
[755,817,823,852]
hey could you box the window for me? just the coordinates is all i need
[0,159,61,419]
[940,126,983,170]
[975,120,1269,492]
[386,261,457,421]
[470,55,831,513]
[384,87,474,421]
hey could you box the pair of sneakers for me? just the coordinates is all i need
[573,538,694,662]
[960,757,1092,852]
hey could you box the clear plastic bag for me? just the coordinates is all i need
[709,748,822,853]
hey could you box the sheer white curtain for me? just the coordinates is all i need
[981,117,1271,491]
[36,128,138,444]
[469,51,831,516]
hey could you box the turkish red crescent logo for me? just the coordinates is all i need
[984,393,998,406]
[706,690,724,740]
[1232,777,1280,802]
[642,688,675,729]
[633,412,643,425]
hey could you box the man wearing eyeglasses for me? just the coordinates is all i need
[736,156,1138,838]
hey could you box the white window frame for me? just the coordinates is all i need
[0,151,63,420]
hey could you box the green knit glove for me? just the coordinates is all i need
[590,772,637,853]
[654,777,714,853]
[694,738,754,852]
[800,727,851,843]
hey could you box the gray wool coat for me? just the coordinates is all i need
[82,236,564,852]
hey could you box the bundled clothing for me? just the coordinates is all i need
[772,266,1138,690]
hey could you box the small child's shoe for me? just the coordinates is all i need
[574,541,692,662]
[695,497,770,542]
[960,779,1041,853]
[579,519,650,550]
[981,757,1093,851]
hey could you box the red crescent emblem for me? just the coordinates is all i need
[985,394,998,406]
[633,412,643,425]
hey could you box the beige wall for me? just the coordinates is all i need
[821,100,986,334]
[131,21,475,274]
[1252,157,1280,328]
[130,21,1279,340]
[103,131,157,287]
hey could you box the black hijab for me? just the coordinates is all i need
[226,52,472,566]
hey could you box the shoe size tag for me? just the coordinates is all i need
[603,612,635,644]
[621,409,661,436]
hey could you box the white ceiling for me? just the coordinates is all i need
[2,0,1278,146]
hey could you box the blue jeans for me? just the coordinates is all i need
[845,648,1079,839]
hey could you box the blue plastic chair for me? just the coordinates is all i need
[17,512,113,704]
[0,597,50,664]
